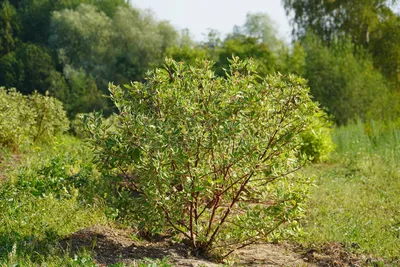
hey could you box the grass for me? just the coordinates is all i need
[300,120,400,263]
[0,135,174,266]
[0,135,106,266]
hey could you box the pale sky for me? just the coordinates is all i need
[130,0,292,43]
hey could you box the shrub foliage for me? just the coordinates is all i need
[300,111,334,162]
[0,88,30,147]
[86,58,320,256]
[0,88,69,148]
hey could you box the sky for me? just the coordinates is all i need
[130,0,292,43]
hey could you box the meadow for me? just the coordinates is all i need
[300,120,400,265]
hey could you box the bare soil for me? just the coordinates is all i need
[299,242,386,267]
[59,225,381,267]
[60,225,221,267]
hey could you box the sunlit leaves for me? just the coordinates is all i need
[86,58,320,256]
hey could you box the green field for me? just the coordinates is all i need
[300,120,400,264]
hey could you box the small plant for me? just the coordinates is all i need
[86,58,321,257]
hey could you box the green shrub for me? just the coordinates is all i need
[72,112,119,139]
[71,113,89,138]
[28,91,70,143]
[0,88,33,147]
[300,111,334,163]
[0,88,69,148]
[0,135,106,264]
[15,155,94,199]
[86,58,320,257]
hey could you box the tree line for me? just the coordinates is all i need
[0,0,399,124]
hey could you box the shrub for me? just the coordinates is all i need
[0,88,33,148]
[300,110,334,163]
[86,58,320,257]
[0,88,69,148]
[72,112,119,139]
[28,91,70,143]
[71,113,88,138]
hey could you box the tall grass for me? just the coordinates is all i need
[301,120,400,262]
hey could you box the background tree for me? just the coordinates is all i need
[92,0,129,18]
[213,12,283,77]
[276,41,305,76]
[49,4,115,89]
[283,0,400,122]
[282,0,399,46]
[16,43,57,95]
[62,65,107,115]
[111,7,178,84]
[239,12,280,50]
[167,29,209,65]
[0,51,23,88]
[0,0,19,56]
[302,34,389,124]
[215,35,277,77]
[370,15,400,89]
[0,43,65,97]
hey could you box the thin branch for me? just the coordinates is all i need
[252,165,304,184]
[207,171,254,246]
[161,206,191,240]
[221,218,287,259]
[206,194,221,237]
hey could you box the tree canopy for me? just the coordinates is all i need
[0,0,398,124]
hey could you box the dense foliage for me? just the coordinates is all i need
[301,34,391,124]
[283,0,400,90]
[0,0,178,117]
[0,0,398,124]
[85,58,321,256]
[0,88,69,148]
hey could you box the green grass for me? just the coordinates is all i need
[0,135,108,266]
[300,120,400,263]
[0,135,174,266]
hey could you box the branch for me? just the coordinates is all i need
[207,171,255,246]
[161,206,191,240]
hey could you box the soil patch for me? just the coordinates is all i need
[232,243,313,266]
[60,225,316,266]
[300,242,387,267]
[61,225,389,266]
[60,225,220,266]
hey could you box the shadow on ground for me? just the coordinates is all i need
[60,225,220,266]
[60,225,391,266]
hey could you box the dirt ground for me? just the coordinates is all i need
[59,225,383,267]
